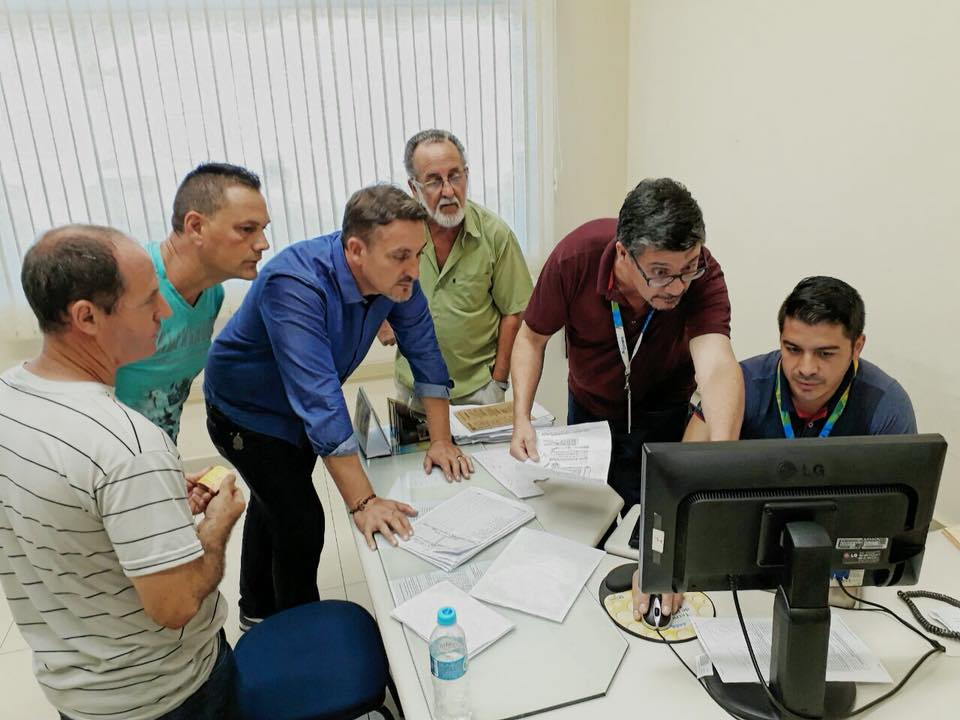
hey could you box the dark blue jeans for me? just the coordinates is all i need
[567,392,688,513]
[60,631,237,720]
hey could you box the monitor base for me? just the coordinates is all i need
[701,672,855,720]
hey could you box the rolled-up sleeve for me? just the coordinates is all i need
[390,282,451,398]
[260,275,358,456]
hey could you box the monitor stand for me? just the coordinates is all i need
[702,520,856,720]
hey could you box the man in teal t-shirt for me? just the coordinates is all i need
[116,163,270,441]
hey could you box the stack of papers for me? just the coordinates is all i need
[522,421,612,484]
[398,487,536,572]
[472,445,544,499]
[469,527,605,622]
[691,615,892,684]
[390,581,514,658]
[450,401,554,444]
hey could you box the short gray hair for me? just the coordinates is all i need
[21,224,127,334]
[404,129,467,178]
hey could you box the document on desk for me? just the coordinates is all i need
[391,580,514,658]
[398,487,536,572]
[469,527,605,622]
[389,561,494,606]
[691,615,892,684]
[473,446,544,499]
[520,421,612,484]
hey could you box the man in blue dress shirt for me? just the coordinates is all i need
[205,184,472,630]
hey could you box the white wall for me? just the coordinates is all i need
[627,0,960,522]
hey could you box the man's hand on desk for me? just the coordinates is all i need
[424,439,474,481]
[632,569,684,623]
[509,418,539,462]
[354,497,417,550]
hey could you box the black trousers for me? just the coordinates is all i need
[567,392,687,515]
[206,404,322,619]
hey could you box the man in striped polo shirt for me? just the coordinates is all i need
[0,225,246,720]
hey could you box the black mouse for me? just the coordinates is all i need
[641,593,673,629]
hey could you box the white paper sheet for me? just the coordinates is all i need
[472,446,544,499]
[469,527,605,622]
[691,615,892,684]
[520,422,612,484]
[398,487,536,571]
[390,580,514,658]
[389,561,494,606]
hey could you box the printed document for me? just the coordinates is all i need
[469,527,605,622]
[398,487,535,572]
[521,421,612,484]
[389,561,494,606]
[691,615,891,684]
[472,445,544,499]
[391,580,514,658]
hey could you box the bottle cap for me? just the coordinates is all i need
[437,606,457,626]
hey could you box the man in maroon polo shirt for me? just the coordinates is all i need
[510,178,744,617]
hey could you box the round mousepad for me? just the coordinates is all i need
[599,567,716,643]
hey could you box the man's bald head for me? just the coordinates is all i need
[21,224,132,334]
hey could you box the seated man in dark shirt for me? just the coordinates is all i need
[686,275,917,441]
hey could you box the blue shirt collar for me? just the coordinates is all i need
[331,233,365,305]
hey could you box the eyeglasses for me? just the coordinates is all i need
[629,253,706,288]
[411,168,468,194]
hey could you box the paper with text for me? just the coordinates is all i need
[473,446,544,499]
[691,615,891,684]
[521,422,612,484]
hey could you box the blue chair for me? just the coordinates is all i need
[234,600,399,720]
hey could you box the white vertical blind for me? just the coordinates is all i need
[0,0,544,337]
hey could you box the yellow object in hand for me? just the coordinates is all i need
[197,465,232,493]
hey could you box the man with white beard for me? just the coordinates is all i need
[378,129,533,410]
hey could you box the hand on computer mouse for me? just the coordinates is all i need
[631,569,684,627]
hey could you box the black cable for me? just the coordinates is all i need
[896,589,960,640]
[730,576,822,720]
[655,625,748,720]
[837,581,943,649]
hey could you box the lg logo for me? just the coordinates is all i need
[777,461,826,480]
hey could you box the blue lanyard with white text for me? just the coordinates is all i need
[611,302,654,433]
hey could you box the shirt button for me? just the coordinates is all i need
[807,421,814,428]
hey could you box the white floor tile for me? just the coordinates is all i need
[0,619,29,654]
[0,649,54,718]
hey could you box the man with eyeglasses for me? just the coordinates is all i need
[377,129,533,410]
[510,178,744,513]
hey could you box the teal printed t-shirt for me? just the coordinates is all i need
[116,242,224,441]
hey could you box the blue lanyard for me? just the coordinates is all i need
[611,303,654,433]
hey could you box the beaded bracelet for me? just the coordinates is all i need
[349,493,377,515]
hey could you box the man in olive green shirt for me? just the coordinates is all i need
[379,129,533,410]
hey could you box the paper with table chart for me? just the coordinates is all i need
[390,580,514,658]
[397,487,536,572]
[375,470,450,550]
[472,446,544,499]
[521,421,612,484]
[388,560,494,606]
[690,615,892,684]
[450,401,555,444]
[469,527,606,622]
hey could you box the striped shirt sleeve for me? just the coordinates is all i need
[94,450,203,577]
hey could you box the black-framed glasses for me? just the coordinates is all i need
[630,253,706,289]
[411,168,469,194]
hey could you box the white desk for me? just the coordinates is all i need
[355,452,960,719]
[604,503,641,560]
[355,448,625,720]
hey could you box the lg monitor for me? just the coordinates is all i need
[638,434,947,719]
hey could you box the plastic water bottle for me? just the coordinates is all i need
[429,606,470,720]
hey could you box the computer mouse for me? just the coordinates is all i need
[641,593,673,629]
